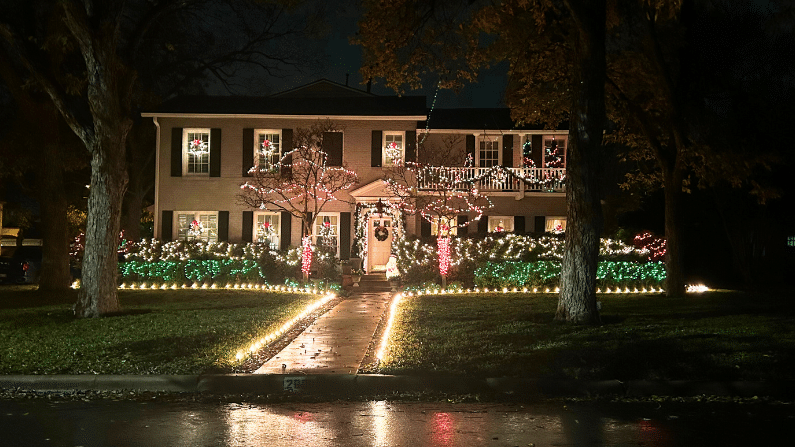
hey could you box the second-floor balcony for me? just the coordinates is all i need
[416,166,566,194]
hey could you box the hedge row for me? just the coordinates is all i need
[474,261,666,289]
[119,259,262,284]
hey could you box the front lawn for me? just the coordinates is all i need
[376,290,795,381]
[0,286,317,375]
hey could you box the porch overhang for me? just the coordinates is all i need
[348,180,397,203]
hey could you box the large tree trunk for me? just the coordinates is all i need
[74,135,129,317]
[37,142,72,291]
[556,0,606,324]
[662,163,686,297]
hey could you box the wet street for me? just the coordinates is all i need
[1,397,792,446]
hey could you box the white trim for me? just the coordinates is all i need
[141,113,427,121]
[253,211,280,248]
[152,117,161,239]
[418,129,569,135]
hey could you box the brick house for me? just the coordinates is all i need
[142,79,566,272]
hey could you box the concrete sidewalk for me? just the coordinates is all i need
[255,289,393,374]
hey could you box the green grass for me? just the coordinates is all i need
[0,286,317,375]
[379,290,795,381]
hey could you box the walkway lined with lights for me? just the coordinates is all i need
[254,290,394,374]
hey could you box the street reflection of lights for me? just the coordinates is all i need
[370,401,391,446]
[376,293,403,362]
[432,412,454,447]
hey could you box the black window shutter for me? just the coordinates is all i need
[532,135,543,167]
[514,215,525,234]
[242,211,253,242]
[457,215,469,237]
[210,128,222,177]
[339,212,351,260]
[171,128,182,177]
[218,211,229,241]
[242,128,254,176]
[534,216,546,234]
[405,130,417,162]
[421,219,431,238]
[324,132,343,166]
[477,217,488,233]
[466,135,475,161]
[280,128,293,179]
[161,210,173,241]
[502,135,514,168]
[280,212,292,250]
[371,130,382,167]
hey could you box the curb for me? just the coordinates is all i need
[3,374,794,399]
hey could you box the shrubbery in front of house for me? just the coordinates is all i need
[394,233,664,289]
[119,239,303,285]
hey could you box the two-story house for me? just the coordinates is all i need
[143,79,567,273]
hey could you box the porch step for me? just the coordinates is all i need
[356,273,393,292]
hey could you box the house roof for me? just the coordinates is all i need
[145,79,427,117]
[419,108,568,132]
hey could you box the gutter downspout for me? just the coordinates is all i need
[152,117,161,239]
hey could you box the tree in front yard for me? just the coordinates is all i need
[238,120,359,280]
[0,0,321,316]
[358,0,606,323]
[383,136,492,287]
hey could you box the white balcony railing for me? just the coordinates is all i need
[416,166,566,193]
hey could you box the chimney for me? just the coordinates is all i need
[366,78,372,93]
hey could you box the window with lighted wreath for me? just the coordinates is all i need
[183,128,210,175]
[254,212,280,249]
[177,212,218,242]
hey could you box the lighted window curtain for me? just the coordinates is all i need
[256,131,281,168]
[545,217,567,232]
[431,217,457,236]
[255,213,280,249]
[186,131,210,174]
[314,215,339,250]
[383,133,403,167]
[488,216,514,233]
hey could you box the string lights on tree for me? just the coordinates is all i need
[382,149,493,286]
[238,120,358,279]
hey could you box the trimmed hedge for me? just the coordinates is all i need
[119,259,262,284]
[474,261,666,289]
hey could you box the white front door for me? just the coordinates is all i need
[367,216,393,272]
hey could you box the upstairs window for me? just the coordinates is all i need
[184,129,210,175]
[543,136,566,168]
[383,132,404,167]
[255,130,281,170]
[478,136,499,167]
[177,212,218,242]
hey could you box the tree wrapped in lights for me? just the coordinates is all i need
[383,136,492,287]
[238,120,358,280]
